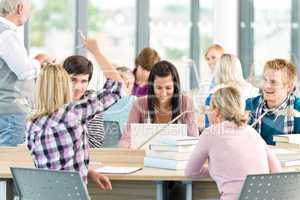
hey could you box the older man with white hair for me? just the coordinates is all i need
[0,0,50,146]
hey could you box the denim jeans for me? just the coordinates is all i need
[0,113,26,146]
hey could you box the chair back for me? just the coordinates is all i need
[238,172,300,200]
[10,167,90,200]
[103,121,122,147]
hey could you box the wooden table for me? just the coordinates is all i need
[0,162,219,200]
[0,147,219,200]
[3,147,299,200]
[89,165,219,200]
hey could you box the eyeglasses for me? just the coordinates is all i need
[262,78,287,88]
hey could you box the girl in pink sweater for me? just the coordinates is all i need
[185,86,281,200]
[119,60,198,148]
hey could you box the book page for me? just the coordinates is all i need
[95,166,142,174]
[130,123,187,149]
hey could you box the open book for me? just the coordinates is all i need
[130,123,187,149]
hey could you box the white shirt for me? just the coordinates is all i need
[0,17,40,80]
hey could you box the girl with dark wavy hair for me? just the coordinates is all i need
[119,60,198,148]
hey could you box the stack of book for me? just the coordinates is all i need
[271,147,300,169]
[274,134,300,149]
[143,136,199,170]
[273,135,300,169]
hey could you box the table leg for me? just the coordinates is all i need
[183,181,192,200]
[0,179,14,200]
[155,181,163,200]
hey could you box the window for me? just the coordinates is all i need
[150,0,190,62]
[87,0,135,67]
[239,0,295,83]
[149,0,190,90]
[199,0,214,83]
[253,0,292,76]
[87,0,136,89]
[29,0,75,62]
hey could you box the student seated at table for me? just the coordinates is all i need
[26,63,125,189]
[63,34,125,148]
[246,59,300,145]
[132,47,161,97]
[204,54,258,127]
[204,44,224,90]
[119,60,198,148]
[185,86,281,200]
[103,66,137,133]
[63,55,108,148]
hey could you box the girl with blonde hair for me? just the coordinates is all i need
[205,44,225,73]
[214,54,258,99]
[26,63,125,190]
[204,44,224,89]
[185,86,281,200]
[204,54,258,127]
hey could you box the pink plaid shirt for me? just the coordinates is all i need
[26,80,124,183]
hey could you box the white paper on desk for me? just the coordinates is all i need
[130,123,187,149]
[95,166,142,174]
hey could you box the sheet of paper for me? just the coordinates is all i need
[130,123,187,149]
[95,166,142,174]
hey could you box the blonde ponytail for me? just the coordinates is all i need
[211,85,248,126]
[29,63,72,121]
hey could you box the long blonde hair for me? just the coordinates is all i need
[29,63,72,121]
[211,86,248,126]
[215,54,245,84]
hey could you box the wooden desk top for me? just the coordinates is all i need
[1,147,300,182]
[2,161,300,182]
[0,162,34,179]
[90,164,211,181]
[0,161,211,182]
[0,147,210,181]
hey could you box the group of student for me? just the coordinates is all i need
[185,46,298,199]
[1,1,300,200]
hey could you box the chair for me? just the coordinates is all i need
[10,167,90,200]
[238,172,300,200]
[102,121,122,148]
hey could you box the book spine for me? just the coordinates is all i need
[144,157,186,170]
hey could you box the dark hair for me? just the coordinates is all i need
[133,47,161,77]
[147,60,181,123]
[62,55,93,81]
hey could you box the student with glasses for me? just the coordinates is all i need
[186,86,281,200]
[246,59,300,145]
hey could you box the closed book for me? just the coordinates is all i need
[144,157,188,170]
[147,151,191,161]
[276,153,300,160]
[273,134,300,144]
[274,150,300,167]
[276,142,300,149]
[149,143,196,152]
[159,136,199,146]
[280,159,300,167]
